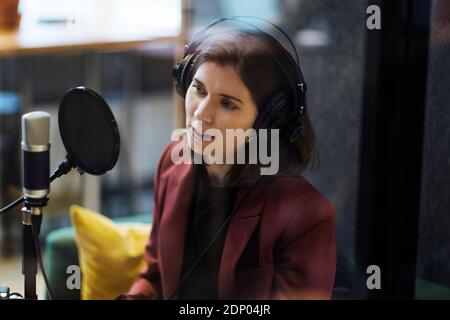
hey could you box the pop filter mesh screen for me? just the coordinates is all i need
[59,89,119,174]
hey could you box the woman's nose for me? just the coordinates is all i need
[193,98,214,124]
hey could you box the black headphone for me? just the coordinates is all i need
[173,16,307,142]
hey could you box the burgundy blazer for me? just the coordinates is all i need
[127,142,336,300]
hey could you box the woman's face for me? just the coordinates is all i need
[185,61,258,160]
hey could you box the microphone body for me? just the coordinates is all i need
[21,111,50,207]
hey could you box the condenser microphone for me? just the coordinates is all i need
[21,111,50,207]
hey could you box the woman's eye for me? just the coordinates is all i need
[192,84,206,96]
[221,99,237,110]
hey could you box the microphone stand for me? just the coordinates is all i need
[0,159,73,300]
[21,207,37,300]
[19,161,72,300]
[21,198,47,300]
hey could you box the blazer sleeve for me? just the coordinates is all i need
[122,145,172,299]
[270,197,337,300]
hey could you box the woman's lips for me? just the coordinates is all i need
[192,127,215,142]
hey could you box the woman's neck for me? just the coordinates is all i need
[205,164,233,187]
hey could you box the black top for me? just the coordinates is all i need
[177,165,238,299]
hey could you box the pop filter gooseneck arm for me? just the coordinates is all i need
[0,145,103,216]
[0,158,78,216]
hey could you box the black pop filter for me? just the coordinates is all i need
[58,87,120,175]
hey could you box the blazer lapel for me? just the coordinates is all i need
[159,162,195,299]
[218,182,269,299]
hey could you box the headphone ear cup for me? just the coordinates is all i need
[173,52,198,97]
[253,92,289,129]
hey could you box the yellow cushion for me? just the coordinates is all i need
[70,205,152,300]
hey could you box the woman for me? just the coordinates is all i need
[123,19,336,300]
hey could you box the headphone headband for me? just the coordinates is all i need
[201,16,301,65]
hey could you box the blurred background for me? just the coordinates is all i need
[0,0,449,300]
